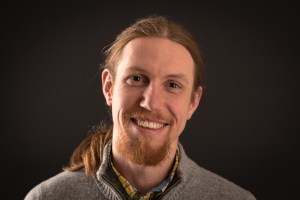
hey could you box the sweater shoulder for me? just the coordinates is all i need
[177,152,256,200]
[24,171,100,200]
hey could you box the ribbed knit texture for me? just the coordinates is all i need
[25,142,256,200]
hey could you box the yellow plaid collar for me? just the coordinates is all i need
[111,150,179,200]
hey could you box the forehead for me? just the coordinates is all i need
[117,37,194,80]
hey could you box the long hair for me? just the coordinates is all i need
[63,121,113,175]
[64,15,205,176]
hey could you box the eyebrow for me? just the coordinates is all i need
[125,66,190,84]
[125,66,148,74]
[165,74,189,84]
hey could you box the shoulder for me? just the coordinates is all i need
[176,146,256,200]
[24,170,100,200]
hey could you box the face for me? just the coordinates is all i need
[103,37,202,166]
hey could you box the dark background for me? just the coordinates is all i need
[2,1,299,199]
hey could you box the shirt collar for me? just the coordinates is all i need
[111,148,180,199]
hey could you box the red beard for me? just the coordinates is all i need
[116,107,172,166]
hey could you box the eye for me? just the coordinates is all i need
[167,82,181,89]
[130,75,142,82]
[126,75,146,85]
[168,82,180,88]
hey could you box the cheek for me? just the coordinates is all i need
[111,88,124,122]
[171,95,192,119]
[111,87,140,117]
[169,100,191,133]
[117,86,143,105]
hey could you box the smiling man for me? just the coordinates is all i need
[104,36,202,196]
[25,15,256,200]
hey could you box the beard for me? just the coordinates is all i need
[115,107,172,166]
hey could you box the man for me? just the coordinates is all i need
[25,15,256,200]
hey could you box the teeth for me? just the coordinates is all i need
[136,119,164,129]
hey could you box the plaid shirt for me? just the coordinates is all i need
[111,150,179,200]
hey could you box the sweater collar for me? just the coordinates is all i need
[96,140,189,183]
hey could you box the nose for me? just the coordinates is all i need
[140,83,163,112]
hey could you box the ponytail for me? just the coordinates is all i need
[63,121,113,176]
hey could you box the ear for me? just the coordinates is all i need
[102,69,113,106]
[187,86,203,120]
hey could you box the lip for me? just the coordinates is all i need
[130,117,168,134]
[131,117,168,125]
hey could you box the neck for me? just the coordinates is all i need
[111,141,178,194]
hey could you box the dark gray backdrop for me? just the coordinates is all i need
[2,1,299,199]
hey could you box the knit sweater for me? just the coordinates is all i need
[25,142,256,200]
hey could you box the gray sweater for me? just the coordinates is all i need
[25,143,256,200]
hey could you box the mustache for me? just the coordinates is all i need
[123,106,171,123]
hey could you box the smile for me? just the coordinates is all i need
[131,118,166,129]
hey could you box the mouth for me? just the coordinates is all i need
[131,118,168,129]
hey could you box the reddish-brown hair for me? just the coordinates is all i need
[64,15,205,176]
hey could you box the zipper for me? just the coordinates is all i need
[157,178,181,200]
[100,174,128,200]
